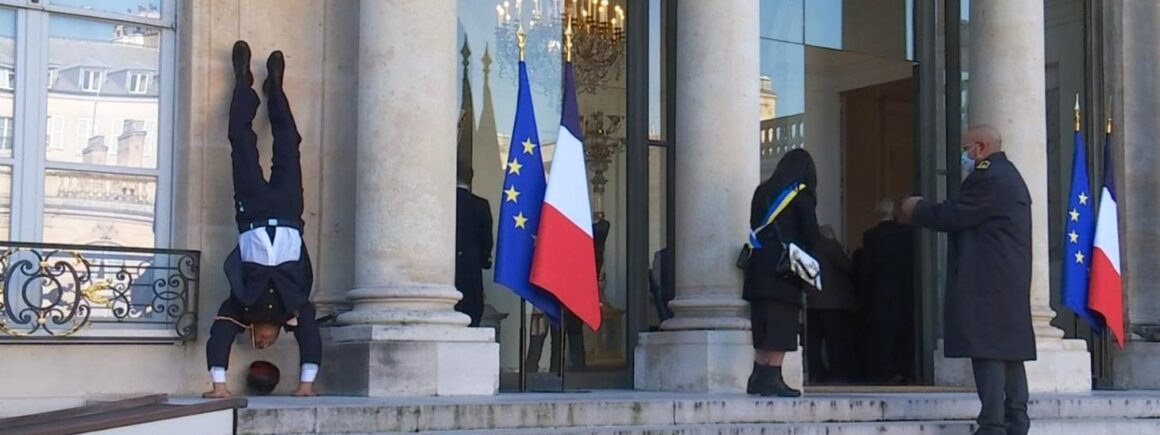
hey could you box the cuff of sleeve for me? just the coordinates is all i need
[300,363,319,383]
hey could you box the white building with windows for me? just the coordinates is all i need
[3,1,1160,432]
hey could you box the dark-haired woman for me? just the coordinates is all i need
[743,149,819,397]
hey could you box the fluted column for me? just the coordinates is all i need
[635,0,771,393]
[321,0,498,397]
[935,0,1090,393]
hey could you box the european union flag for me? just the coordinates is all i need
[1062,126,1099,330]
[494,60,561,325]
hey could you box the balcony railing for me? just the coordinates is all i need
[0,242,199,343]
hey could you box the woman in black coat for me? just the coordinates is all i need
[743,149,819,397]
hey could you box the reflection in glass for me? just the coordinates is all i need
[760,0,804,43]
[461,0,563,390]
[648,0,662,140]
[960,0,970,131]
[759,40,805,179]
[49,0,161,20]
[42,169,156,247]
[0,9,15,160]
[47,15,161,169]
[804,0,912,61]
[0,166,10,237]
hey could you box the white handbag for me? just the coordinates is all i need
[787,243,822,291]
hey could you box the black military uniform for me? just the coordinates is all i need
[911,152,1035,435]
[205,42,321,375]
[454,185,494,327]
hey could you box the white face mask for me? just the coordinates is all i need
[961,150,975,174]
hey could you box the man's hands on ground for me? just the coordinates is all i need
[202,383,232,398]
[292,382,316,397]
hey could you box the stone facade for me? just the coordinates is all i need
[2,0,1159,416]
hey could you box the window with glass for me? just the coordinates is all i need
[0,1,175,248]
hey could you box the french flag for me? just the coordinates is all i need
[1088,132,1123,347]
[530,61,602,331]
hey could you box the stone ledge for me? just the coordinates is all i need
[325,325,495,343]
[1111,341,1160,389]
[634,330,802,393]
[233,392,1160,434]
[319,339,499,397]
[933,339,1093,393]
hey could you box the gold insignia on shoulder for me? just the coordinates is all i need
[976,160,991,170]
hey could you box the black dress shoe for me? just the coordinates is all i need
[263,50,285,94]
[232,40,252,85]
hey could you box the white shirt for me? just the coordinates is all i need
[238,223,302,266]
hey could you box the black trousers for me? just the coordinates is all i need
[229,71,303,229]
[205,300,322,370]
[971,358,1030,435]
[806,309,859,383]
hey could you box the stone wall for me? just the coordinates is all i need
[0,0,360,408]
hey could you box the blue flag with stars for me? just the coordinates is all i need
[494,60,562,325]
[1062,127,1099,330]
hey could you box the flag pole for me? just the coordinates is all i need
[1074,93,1081,132]
[556,14,575,393]
[519,301,528,392]
[515,20,528,393]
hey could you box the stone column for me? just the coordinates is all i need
[634,0,796,392]
[319,0,498,397]
[934,0,1090,393]
[1110,0,1160,389]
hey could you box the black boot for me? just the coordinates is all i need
[746,362,768,395]
[232,40,252,86]
[764,365,802,398]
[263,50,285,95]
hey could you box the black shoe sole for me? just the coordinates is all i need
[232,40,252,81]
[264,51,285,93]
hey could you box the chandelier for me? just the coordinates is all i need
[495,0,625,96]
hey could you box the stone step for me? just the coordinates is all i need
[302,418,1160,435]
[234,392,1160,434]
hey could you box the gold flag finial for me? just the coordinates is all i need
[1106,117,1113,134]
[517,23,527,61]
[1074,93,1081,132]
[565,14,574,63]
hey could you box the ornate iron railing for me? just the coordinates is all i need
[0,242,199,343]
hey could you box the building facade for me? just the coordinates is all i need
[1,0,1159,413]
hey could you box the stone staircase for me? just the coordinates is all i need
[234,391,1160,435]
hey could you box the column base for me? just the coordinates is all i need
[933,339,1091,393]
[633,330,802,393]
[1111,341,1160,389]
[319,325,499,396]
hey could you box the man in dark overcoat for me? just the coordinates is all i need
[455,166,494,327]
[861,199,917,384]
[902,124,1036,435]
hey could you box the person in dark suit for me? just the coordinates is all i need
[902,124,1036,435]
[861,198,916,384]
[205,41,320,398]
[455,166,494,327]
[806,225,860,384]
[743,148,819,397]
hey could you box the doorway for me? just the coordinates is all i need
[803,46,923,388]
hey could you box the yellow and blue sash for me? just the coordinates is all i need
[747,183,807,249]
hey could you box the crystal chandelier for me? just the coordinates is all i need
[494,0,625,96]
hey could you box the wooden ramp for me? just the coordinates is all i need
[0,394,246,435]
